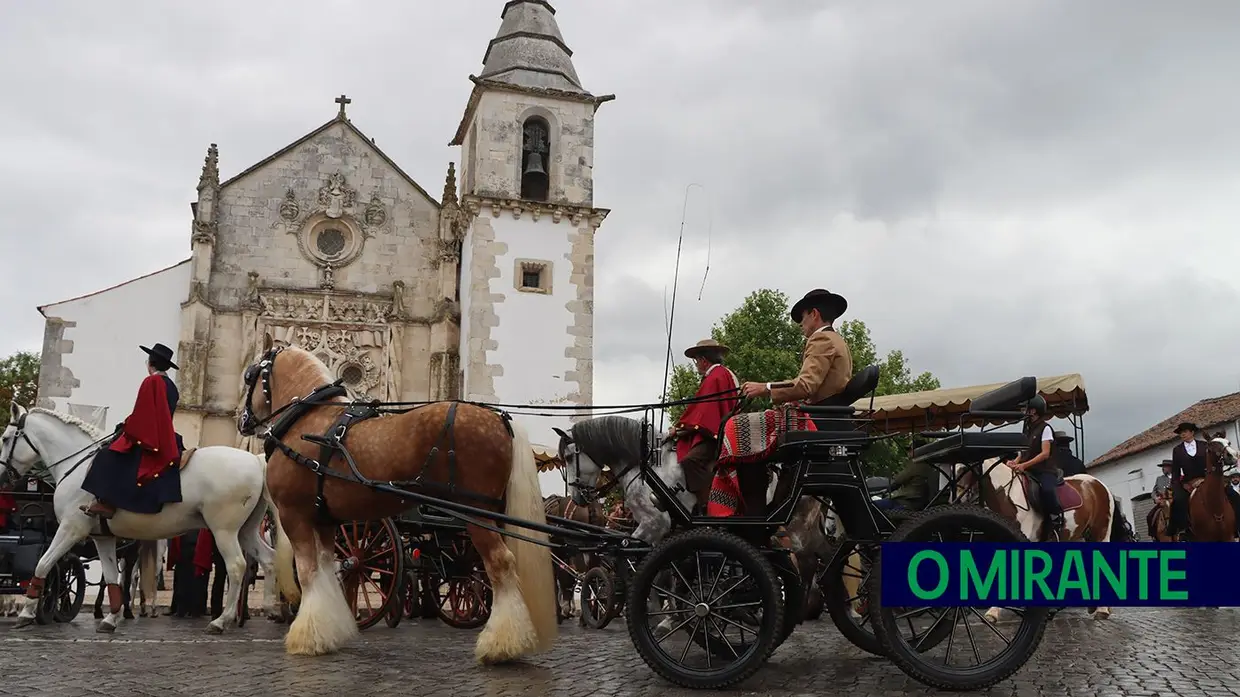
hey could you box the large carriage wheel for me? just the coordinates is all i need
[626,527,783,690]
[579,566,616,629]
[334,518,405,631]
[51,555,87,623]
[867,505,1051,691]
[435,537,492,630]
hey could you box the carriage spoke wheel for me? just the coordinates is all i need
[435,538,492,630]
[51,555,87,623]
[867,505,1051,691]
[627,527,783,691]
[580,566,616,629]
[334,518,405,631]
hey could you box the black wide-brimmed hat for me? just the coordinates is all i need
[790,288,848,323]
[140,343,179,370]
[1161,459,1174,468]
[1174,422,1198,434]
[1053,430,1074,443]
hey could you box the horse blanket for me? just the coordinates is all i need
[707,409,817,517]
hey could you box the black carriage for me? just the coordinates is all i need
[0,475,88,625]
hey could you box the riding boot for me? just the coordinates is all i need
[81,499,117,519]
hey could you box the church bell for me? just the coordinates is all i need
[523,152,547,177]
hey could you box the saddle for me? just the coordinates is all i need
[1184,477,1205,494]
[1019,473,1084,513]
[179,448,197,470]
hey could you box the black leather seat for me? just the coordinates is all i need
[782,365,881,443]
[911,431,1027,462]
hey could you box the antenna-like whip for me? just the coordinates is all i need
[659,182,704,431]
[697,188,714,301]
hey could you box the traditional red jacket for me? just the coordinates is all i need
[109,373,179,483]
[676,364,740,461]
[0,490,15,528]
[167,529,215,577]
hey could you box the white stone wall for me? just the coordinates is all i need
[36,262,190,431]
[1088,419,1240,522]
[209,122,441,314]
[464,91,597,207]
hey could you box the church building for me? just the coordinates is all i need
[34,0,610,464]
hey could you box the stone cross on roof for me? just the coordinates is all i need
[335,94,351,118]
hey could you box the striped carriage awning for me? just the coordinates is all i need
[858,373,1088,435]
[533,444,564,472]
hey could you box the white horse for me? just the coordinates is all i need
[955,457,1131,623]
[0,402,279,634]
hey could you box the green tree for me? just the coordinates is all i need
[662,291,940,476]
[0,351,40,429]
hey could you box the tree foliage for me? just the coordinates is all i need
[663,290,940,476]
[0,351,40,430]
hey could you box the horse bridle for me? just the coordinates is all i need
[238,346,285,437]
[0,411,111,488]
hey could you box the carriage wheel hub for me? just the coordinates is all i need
[341,556,358,572]
[694,602,710,618]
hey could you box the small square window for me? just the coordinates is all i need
[514,259,552,294]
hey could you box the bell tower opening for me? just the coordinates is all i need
[520,116,550,201]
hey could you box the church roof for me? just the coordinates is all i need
[478,0,589,95]
[37,259,191,316]
[218,110,439,208]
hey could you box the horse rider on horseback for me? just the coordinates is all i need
[1167,422,1240,539]
[739,288,853,515]
[667,339,740,512]
[81,343,187,519]
[1005,395,1065,539]
[1053,431,1086,477]
[1146,459,1173,538]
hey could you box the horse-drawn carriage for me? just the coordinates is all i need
[0,475,88,624]
[234,337,1080,691]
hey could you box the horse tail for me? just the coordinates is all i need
[503,418,558,653]
[138,540,159,606]
[1109,495,1135,543]
[256,454,300,606]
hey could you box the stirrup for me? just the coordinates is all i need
[81,501,116,519]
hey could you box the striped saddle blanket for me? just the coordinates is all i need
[707,409,816,517]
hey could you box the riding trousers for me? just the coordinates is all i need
[1030,470,1063,519]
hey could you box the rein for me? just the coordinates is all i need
[1,411,113,488]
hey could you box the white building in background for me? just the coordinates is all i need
[1087,391,1240,523]
[32,1,608,497]
[35,260,192,432]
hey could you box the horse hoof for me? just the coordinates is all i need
[96,622,116,634]
[205,623,224,635]
[1093,610,1111,620]
[14,616,34,629]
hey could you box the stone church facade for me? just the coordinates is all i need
[35,0,611,457]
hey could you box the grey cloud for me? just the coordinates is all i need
[3,0,1238,465]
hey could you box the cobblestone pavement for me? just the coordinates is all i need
[2,608,1238,697]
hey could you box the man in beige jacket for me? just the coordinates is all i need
[738,288,853,516]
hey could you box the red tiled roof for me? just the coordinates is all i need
[1088,391,1240,468]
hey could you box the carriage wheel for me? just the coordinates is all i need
[334,518,405,631]
[868,505,1051,691]
[51,555,87,623]
[579,566,615,629]
[804,583,824,621]
[384,568,408,628]
[435,538,492,630]
[626,527,783,690]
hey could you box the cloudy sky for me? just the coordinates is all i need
[3,0,1239,462]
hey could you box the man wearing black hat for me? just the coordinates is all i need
[80,343,186,519]
[739,289,852,516]
[1052,431,1086,477]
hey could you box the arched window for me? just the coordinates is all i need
[520,117,550,201]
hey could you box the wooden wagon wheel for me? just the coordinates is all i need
[435,536,492,630]
[334,518,405,631]
[51,555,87,623]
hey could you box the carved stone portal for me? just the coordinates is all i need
[267,324,386,399]
[318,172,356,219]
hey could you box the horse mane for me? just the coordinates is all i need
[27,407,106,440]
[276,345,343,399]
[570,415,644,469]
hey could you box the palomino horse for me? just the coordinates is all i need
[237,338,556,662]
[543,493,604,620]
[955,457,1132,622]
[0,403,277,634]
[1183,437,1239,542]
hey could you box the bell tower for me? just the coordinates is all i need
[451,0,613,455]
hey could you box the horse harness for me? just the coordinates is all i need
[240,346,512,526]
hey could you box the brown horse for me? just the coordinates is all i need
[1150,495,1175,542]
[955,458,1131,621]
[1184,438,1238,542]
[543,494,603,619]
[238,337,556,662]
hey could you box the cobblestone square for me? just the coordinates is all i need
[2,607,1238,697]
